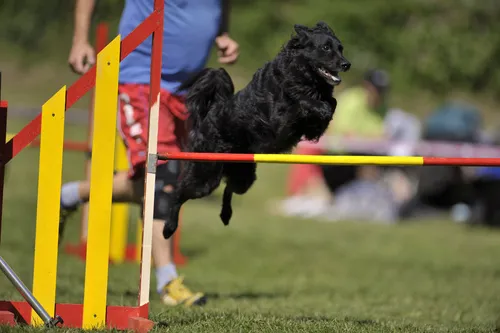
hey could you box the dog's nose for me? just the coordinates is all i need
[340,61,351,71]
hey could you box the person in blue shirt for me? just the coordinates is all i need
[62,0,239,306]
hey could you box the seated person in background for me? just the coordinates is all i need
[319,69,390,192]
[278,69,418,221]
[328,68,389,138]
[277,69,390,217]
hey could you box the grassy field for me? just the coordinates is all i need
[0,117,499,333]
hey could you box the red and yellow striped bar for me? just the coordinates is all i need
[31,86,66,326]
[159,152,500,167]
[158,152,423,165]
[82,35,121,329]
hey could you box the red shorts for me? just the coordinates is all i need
[117,83,189,179]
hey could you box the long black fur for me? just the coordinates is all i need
[163,21,351,239]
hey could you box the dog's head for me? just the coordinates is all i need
[289,21,350,86]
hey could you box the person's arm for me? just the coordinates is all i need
[218,0,230,37]
[68,0,96,74]
[215,0,239,64]
[73,0,96,44]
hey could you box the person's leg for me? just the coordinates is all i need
[321,164,358,194]
[58,166,145,243]
[117,85,205,306]
[60,170,182,283]
[60,171,184,295]
[116,85,185,302]
[152,89,205,306]
[286,145,326,196]
[59,84,204,306]
[356,165,381,181]
[274,145,332,217]
[61,171,143,207]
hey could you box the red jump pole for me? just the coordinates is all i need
[30,140,88,152]
[0,72,7,244]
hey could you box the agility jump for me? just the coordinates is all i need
[0,0,164,330]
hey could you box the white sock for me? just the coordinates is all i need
[156,263,178,294]
[60,181,82,209]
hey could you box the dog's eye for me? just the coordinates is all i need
[322,45,331,52]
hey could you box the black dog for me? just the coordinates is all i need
[163,21,350,239]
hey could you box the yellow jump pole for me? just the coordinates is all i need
[135,217,143,263]
[159,152,425,166]
[82,35,121,329]
[109,136,130,264]
[31,86,66,326]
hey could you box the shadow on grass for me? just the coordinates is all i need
[105,290,288,304]
[342,317,378,326]
[204,291,289,300]
[161,313,382,330]
[291,316,414,330]
[181,246,207,259]
[155,321,170,329]
[290,315,376,325]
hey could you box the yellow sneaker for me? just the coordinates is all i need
[160,276,207,307]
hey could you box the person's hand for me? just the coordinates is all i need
[68,40,95,74]
[215,34,239,65]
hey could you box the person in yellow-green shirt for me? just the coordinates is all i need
[278,69,395,218]
[284,69,390,199]
[320,69,391,192]
[327,69,389,138]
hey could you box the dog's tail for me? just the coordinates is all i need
[178,67,235,130]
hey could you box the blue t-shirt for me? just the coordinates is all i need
[118,0,222,94]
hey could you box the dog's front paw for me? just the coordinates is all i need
[162,221,178,239]
[219,206,233,226]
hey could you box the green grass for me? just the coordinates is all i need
[0,119,499,332]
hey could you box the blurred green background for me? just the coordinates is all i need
[1,0,500,116]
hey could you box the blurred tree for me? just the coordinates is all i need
[1,0,500,98]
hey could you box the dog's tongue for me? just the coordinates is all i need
[318,68,341,86]
[331,73,341,85]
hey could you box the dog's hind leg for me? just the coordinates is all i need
[163,160,224,239]
[220,185,233,225]
[219,162,257,225]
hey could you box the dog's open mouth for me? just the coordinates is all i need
[317,68,341,86]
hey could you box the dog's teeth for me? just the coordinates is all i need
[317,68,341,86]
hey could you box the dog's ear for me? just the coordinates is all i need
[294,24,309,35]
[291,24,311,48]
[316,21,335,35]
